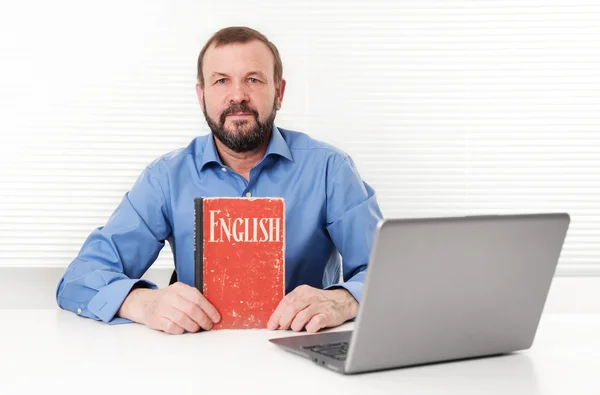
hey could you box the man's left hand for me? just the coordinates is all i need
[267,285,359,333]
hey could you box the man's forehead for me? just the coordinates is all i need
[203,40,274,74]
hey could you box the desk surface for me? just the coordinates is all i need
[0,310,599,395]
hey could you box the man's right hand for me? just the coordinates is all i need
[117,282,220,335]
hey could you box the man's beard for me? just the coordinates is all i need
[203,98,277,153]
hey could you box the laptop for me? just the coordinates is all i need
[269,212,571,374]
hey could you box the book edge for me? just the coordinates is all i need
[194,197,203,293]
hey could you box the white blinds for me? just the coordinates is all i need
[0,0,598,276]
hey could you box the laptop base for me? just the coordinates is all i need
[269,330,352,374]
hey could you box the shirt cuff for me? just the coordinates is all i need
[324,281,364,304]
[88,278,157,324]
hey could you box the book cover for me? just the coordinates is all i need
[194,197,285,330]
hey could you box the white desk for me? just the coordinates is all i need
[0,310,598,395]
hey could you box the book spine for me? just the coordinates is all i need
[281,198,286,296]
[194,197,203,293]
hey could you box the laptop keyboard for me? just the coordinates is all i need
[302,341,349,361]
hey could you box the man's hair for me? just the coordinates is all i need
[197,26,283,89]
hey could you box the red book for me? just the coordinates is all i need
[194,197,285,330]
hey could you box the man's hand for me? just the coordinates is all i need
[267,285,358,333]
[117,282,220,335]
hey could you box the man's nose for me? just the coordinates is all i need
[228,81,250,104]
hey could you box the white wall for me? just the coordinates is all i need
[0,0,598,310]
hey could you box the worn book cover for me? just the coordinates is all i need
[194,197,285,330]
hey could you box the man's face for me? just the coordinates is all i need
[197,40,285,153]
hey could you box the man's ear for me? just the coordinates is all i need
[275,79,286,110]
[196,83,205,114]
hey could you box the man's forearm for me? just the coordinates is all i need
[326,288,359,321]
[117,288,155,324]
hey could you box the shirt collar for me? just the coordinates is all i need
[264,125,294,163]
[198,124,293,172]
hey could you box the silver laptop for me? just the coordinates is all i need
[269,213,571,374]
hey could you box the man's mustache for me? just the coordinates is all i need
[220,103,259,125]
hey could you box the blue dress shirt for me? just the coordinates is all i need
[55,125,383,324]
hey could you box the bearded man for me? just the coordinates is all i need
[56,26,383,335]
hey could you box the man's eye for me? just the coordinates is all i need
[216,78,226,84]
[248,77,258,83]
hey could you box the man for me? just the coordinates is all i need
[55,26,383,335]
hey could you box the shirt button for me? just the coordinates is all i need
[246,192,252,197]
[77,308,82,314]
[221,167,227,172]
